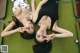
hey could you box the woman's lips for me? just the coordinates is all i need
[40,29,44,34]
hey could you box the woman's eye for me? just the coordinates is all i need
[31,27,34,29]
[37,35,40,38]
[26,27,30,29]
[27,27,30,29]
[43,36,46,38]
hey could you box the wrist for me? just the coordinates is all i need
[16,28,20,32]
[51,33,56,38]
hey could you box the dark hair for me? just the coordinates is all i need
[12,16,35,39]
[32,38,52,53]
[20,31,35,39]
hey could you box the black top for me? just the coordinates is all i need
[35,0,59,30]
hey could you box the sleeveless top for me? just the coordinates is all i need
[35,0,59,30]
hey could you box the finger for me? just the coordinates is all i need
[51,35,55,39]
[47,36,52,41]
[47,40,50,43]
[46,38,49,41]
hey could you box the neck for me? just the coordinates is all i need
[15,13,30,21]
[15,14,23,19]
[40,25,47,30]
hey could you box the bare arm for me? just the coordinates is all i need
[1,21,19,37]
[45,22,73,42]
[31,0,35,15]
[51,21,73,38]
[32,0,48,23]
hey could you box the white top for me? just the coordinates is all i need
[12,0,30,13]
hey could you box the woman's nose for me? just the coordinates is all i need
[28,21,31,23]
[25,27,30,30]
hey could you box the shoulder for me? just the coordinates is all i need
[12,16,18,24]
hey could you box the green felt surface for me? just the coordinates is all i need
[0,22,3,45]
[0,0,80,53]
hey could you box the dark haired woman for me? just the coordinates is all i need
[32,0,73,53]
[33,39,52,53]
[1,0,36,39]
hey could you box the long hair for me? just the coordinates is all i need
[12,16,35,39]
[20,31,35,39]
[32,38,52,53]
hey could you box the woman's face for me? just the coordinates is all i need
[13,6,22,16]
[36,29,47,43]
[25,21,34,34]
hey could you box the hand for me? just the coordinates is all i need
[17,27,26,33]
[45,33,55,42]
